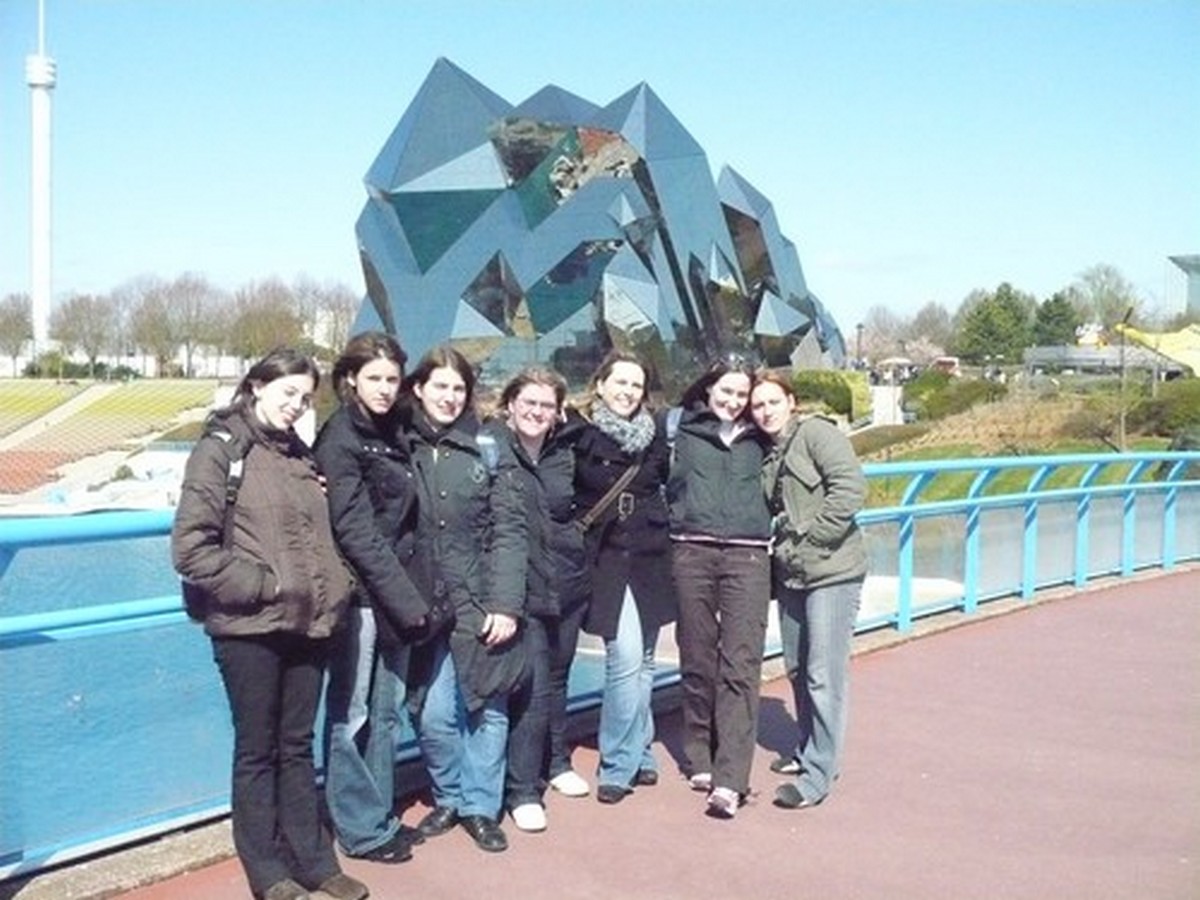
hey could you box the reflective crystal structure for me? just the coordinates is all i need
[354,58,847,392]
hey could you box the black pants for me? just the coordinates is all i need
[672,542,771,795]
[504,601,587,806]
[212,633,339,896]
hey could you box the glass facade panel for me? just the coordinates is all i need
[354,59,848,388]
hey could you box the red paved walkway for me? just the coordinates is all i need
[115,571,1199,900]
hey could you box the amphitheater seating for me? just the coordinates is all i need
[0,382,88,438]
[0,380,218,495]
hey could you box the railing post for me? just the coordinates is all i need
[897,512,915,632]
[963,507,980,614]
[1163,485,1178,570]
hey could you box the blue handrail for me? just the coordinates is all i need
[2,449,1198,880]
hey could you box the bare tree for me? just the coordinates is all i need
[901,300,953,352]
[0,293,32,374]
[111,275,160,372]
[130,278,178,376]
[164,272,223,376]
[319,282,361,357]
[860,304,906,362]
[231,278,304,363]
[51,292,117,378]
[1073,263,1143,330]
[292,277,362,358]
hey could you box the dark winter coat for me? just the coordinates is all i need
[406,410,529,711]
[666,406,773,543]
[761,414,868,589]
[572,409,677,641]
[172,407,354,639]
[500,415,589,619]
[313,402,431,648]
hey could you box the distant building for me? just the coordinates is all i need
[1169,255,1200,316]
[354,59,847,392]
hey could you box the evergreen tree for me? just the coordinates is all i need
[1033,291,1082,346]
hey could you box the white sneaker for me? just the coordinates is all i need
[510,803,547,833]
[688,772,713,792]
[707,786,740,818]
[549,770,590,798]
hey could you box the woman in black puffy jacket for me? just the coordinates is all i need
[313,332,431,865]
[403,346,528,854]
[494,366,590,832]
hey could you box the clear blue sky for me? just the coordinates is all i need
[1,0,1197,334]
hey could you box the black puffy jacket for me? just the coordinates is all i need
[313,402,431,647]
[499,414,589,619]
[407,410,529,710]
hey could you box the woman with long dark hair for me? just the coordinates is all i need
[666,356,773,819]
[404,346,528,853]
[314,332,430,864]
[172,348,367,900]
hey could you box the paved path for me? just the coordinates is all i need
[13,571,1200,900]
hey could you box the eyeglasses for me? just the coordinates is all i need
[514,396,559,413]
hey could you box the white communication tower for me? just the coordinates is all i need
[26,0,56,354]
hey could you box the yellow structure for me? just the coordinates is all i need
[1117,323,1200,376]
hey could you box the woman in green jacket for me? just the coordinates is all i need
[750,370,867,811]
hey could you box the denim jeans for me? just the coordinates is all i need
[596,588,659,788]
[212,633,340,896]
[673,541,771,795]
[416,639,510,819]
[324,606,410,855]
[777,578,863,804]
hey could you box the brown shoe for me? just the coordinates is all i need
[261,880,309,900]
[316,873,369,900]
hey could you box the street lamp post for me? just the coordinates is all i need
[1118,306,1134,452]
[855,322,864,367]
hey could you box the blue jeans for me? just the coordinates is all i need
[777,578,863,804]
[596,589,659,788]
[416,639,509,819]
[324,606,409,855]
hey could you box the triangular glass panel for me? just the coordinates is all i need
[396,142,508,192]
[387,189,504,272]
[367,58,513,193]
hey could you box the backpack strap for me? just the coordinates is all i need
[475,431,499,478]
[211,429,248,546]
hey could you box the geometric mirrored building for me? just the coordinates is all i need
[354,58,846,392]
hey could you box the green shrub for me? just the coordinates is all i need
[1127,377,1200,437]
[792,370,853,417]
[904,373,1007,421]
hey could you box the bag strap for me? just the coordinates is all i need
[576,461,642,532]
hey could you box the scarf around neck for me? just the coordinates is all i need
[591,402,656,455]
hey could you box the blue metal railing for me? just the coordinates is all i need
[2,450,1198,880]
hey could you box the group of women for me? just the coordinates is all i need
[172,336,867,900]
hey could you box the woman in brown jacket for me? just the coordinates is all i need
[172,348,366,900]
